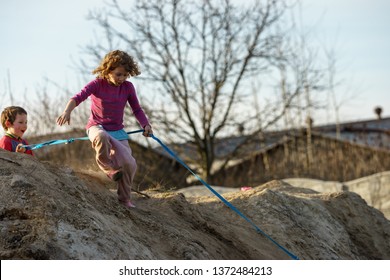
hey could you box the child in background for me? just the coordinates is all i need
[56,50,153,209]
[0,106,33,156]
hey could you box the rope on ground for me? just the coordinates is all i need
[150,134,299,260]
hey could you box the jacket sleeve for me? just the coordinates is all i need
[72,79,99,106]
[0,136,12,152]
[127,83,150,128]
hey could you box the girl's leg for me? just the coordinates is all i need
[88,126,137,206]
[87,126,121,178]
[110,140,137,204]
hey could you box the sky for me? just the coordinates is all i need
[1,0,389,124]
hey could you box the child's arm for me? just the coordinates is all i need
[56,99,77,126]
[15,143,27,153]
[0,137,12,151]
[143,124,153,137]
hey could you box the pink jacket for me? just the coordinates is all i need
[72,78,150,131]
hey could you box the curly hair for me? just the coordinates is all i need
[1,106,27,130]
[92,50,141,79]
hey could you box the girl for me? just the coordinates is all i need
[56,50,153,208]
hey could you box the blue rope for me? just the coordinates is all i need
[151,134,299,260]
[23,129,144,150]
[23,129,299,259]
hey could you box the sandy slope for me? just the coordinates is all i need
[1,149,389,260]
[180,173,390,220]
[282,172,390,219]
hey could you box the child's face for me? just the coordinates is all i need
[7,113,28,138]
[108,66,129,86]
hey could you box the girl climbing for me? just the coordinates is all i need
[56,50,153,208]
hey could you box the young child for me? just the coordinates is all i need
[0,106,33,156]
[56,50,153,209]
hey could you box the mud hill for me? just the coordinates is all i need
[1,149,390,260]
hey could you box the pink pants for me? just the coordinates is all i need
[87,126,137,203]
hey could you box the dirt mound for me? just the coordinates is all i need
[1,149,389,260]
[283,172,390,219]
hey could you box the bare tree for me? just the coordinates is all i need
[374,106,383,120]
[7,69,14,105]
[27,78,90,136]
[1,70,14,107]
[83,0,305,181]
[0,81,6,106]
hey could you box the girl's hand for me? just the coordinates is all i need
[143,125,153,137]
[57,99,76,126]
[16,144,27,153]
[56,111,71,126]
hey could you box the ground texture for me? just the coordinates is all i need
[1,149,389,260]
